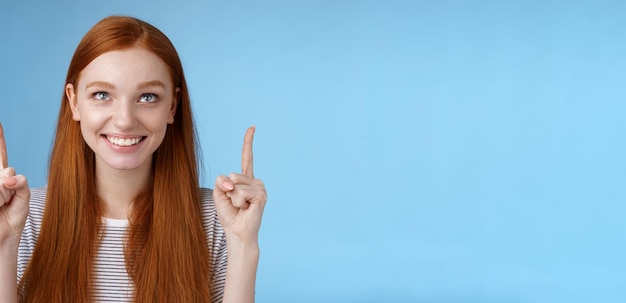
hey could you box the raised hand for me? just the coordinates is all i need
[0,123,30,243]
[213,126,267,243]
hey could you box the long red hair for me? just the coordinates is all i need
[19,16,212,302]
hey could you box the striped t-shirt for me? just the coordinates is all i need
[17,187,228,302]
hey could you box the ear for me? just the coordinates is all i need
[66,83,81,121]
[168,87,180,124]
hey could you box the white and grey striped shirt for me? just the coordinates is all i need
[17,187,228,302]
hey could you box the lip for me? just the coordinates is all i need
[101,134,146,153]
[104,133,145,139]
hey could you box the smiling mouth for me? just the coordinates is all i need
[104,135,146,147]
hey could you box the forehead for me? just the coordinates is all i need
[77,46,172,89]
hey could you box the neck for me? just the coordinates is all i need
[95,159,152,219]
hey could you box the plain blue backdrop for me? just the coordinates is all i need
[1,0,625,302]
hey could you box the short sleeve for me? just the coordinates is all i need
[200,188,228,303]
[17,187,47,292]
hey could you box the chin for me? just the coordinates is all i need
[102,158,150,171]
[108,164,143,171]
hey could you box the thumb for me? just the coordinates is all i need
[2,174,30,231]
[4,174,30,203]
[213,175,238,226]
[213,175,234,197]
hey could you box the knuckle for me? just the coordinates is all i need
[0,167,15,178]
[234,197,246,208]
[215,175,229,185]
[236,187,247,197]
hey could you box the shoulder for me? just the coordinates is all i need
[198,187,225,244]
[198,187,218,219]
[199,187,216,213]
[29,186,47,201]
[23,186,48,235]
[28,186,48,220]
[18,187,48,278]
[200,187,214,203]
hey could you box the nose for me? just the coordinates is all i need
[111,99,136,130]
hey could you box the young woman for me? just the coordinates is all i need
[0,16,267,302]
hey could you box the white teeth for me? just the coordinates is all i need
[106,136,142,147]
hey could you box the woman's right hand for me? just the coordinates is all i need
[0,123,30,245]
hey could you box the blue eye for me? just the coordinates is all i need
[139,93,158,103]
[93,91,109,100]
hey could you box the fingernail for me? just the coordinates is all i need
[223,181,234,191]
[3,178,17,187]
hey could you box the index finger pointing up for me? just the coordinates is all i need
[0,123,8,169]
[241,126,255,178]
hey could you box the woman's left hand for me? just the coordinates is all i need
[213,126,267,243]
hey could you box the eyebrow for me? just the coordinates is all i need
[85,81,115,90]
[84,80,166,90]
[137,80,166,90]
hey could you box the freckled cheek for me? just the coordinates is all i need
[77,116,104,152]
[151,123,170,149]
[144,113,172,136]
[78,111,106,133]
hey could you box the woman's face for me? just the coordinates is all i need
[66,46,177,173]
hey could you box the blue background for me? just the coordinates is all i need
[1,0,625,302]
